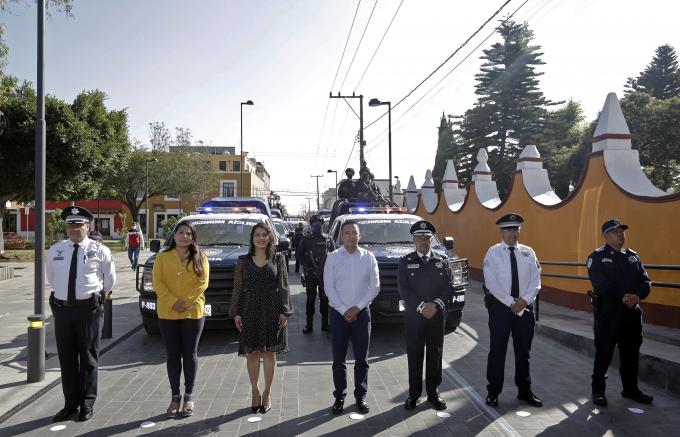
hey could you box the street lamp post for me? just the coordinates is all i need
[327,169,338,202]
[240,100,254,197]
[145,158,158,241]
[368,98,392,201]
[311,175,323,210]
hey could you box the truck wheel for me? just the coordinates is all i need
[445,311,462,332]
[142,315,160,335]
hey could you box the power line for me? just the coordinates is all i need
[353,0,405,92]
[317,0,362,155]
[364,0,514,130]
[338,0,380,92]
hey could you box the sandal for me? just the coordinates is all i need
[181,393,194,417]
[167,394,182,418]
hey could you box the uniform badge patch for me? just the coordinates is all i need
[521,249,529,257]
[601,258,613,263]
[408,263,420,269]
[435,262,443,269]
[536,260,541,269]
[587,258,592,268]
[628,256,637,264]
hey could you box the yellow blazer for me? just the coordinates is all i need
[152,248,209,320]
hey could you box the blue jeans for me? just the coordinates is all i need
[330,307,371,400]
[127,247,140,268]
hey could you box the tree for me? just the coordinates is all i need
[457,19,553,197]
[148,121,172,152]
[621,91,680,191]
[431,113,470,192]
[626,44,680,100]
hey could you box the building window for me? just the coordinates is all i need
[232,161,240,172]
[221,181,236,197]
[219,161,227,171]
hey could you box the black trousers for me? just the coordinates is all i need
[592,304,642,394]
[305,273,329,325]
[486,298,535,396]
[158,318,205,395]
[406,310,445,399]
[50,302,103,410]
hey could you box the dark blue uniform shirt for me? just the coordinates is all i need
[398,251,456,314]
[587,244,651,301]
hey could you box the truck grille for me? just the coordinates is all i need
[205,266,234,298]
[377,263,399,294]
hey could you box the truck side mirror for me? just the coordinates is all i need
[150,239,161,253]
[443,236,454,250]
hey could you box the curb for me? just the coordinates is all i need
[0,324,143,425]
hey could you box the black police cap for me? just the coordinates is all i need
[496,213,524,228]
[61,206,94,224]
[309,215,324,224]
[410,220,435,236]
[601,218,628,234]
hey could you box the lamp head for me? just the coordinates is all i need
[368,98,381,107]
[242,100,254,105]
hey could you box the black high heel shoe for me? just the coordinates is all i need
[251,391,261,414]
[260,391,272,413]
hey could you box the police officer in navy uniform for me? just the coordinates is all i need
[398,220,454,411]
[298,214,330,334]
[483,213,542,408]
[587,219,653,407]
[46,207,116,422]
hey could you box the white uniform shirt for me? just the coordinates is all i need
[46,237,117,300]
[323,246,380,315]
[483,241,541,307]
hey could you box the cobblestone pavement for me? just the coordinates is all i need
[0,268,678,436]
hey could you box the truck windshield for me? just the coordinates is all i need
[273,222,285,235]
[183,218,261,246]
[351,218,441,245]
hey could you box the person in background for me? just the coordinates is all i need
[152,221,209,418]
[229,223,293,414]
[299,215,329,334]
[126,222,144,270]
[292,222,304,273]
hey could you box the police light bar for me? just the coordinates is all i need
[196,206,260,214]
[348,206,407,214]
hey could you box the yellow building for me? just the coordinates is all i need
[126,146,271,239]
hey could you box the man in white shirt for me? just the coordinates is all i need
[324,219,380,415]
[483,213,542,408]
[47,206,116,422]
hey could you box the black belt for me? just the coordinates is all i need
[50,292,102,308]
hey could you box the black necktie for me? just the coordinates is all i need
[67,243,79,303]
[509,246,519,298]
[422,255,429,264]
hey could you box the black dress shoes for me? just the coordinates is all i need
[78,407,94,421]
[486,394,498,407]
[517,391,543,407]
[427,396,447,411]
[622,390,654,404]
[303,325,313,334]
[404,396,419,410]
[321,323,330,332]
[332,397,344,415]
[53,407,78,422]
[592,393,608,407]
[356,398,370,414]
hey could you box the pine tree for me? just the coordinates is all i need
[626,44,680,99]
[432,113,453,191]
[457,19,551,197]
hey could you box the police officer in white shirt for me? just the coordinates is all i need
[47,206,116,422]
[324,219,380,415]
[483,213,542,408]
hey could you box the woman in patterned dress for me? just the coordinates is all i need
[229,223,292,413]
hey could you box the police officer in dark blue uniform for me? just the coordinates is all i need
[587,219,653,407]
[398,220,454,411]
[299,215,330,334]
[46,207,116,422]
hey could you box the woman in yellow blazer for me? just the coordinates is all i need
[152,221,209,418]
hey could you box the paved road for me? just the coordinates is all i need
[0,258,678,436]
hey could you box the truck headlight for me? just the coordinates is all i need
[451,262,464,286]
[142,267,154,292]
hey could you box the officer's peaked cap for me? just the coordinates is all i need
[309,214,324,224]
[61,206,93,224]
[410,220,435,236]
[601,218,628,234]
[496,213,524,228]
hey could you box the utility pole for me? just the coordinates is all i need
[311,175,323,210]
[329,92,366,173]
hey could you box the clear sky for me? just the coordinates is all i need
[3,0,679,214]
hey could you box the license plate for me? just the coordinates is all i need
[141,301,156,311]
[204,304,212,317]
